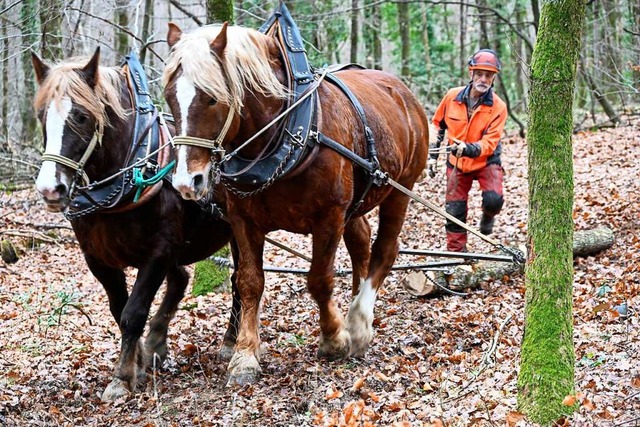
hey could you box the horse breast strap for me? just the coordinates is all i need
[65,50,167,219]
[219,2,318,192]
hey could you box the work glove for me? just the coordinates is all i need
[450,141,467,158]
[450,141,481,158]
[427,158,438,178]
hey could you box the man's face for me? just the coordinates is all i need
[469,69,497,95]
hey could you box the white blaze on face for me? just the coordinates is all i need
[36,98,73,197]
[173,75,197,191]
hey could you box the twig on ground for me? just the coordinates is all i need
[444,314,513,403]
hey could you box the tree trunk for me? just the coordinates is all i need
[420,3,431,72]
[20,0,38,147]
[363,0,382,70]
[350,0,358,64]
[397,0,410,77]
[580,65,620,125]
[140,0,154,64]
[459,2,466,82]
[403,227,614,297]
[39,0,63,60]
[115,0,130,57]
[518,0,585,423]
[1,0,9,151]
[207,0,233,23]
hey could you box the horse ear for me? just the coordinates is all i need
[81,47,101,89]
[167,22,182,48]
[31,51,50,85]
[211,22,228,59]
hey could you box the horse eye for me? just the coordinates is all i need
[208,98,217,106]
[75,112,88,124]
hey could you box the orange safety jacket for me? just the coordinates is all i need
[431,85,508,173]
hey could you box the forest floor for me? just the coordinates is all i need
[1,122,639,426]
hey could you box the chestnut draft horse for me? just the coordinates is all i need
[31,49,240,401]
[163,21,429,384]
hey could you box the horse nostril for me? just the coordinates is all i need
[55,183,68,197]
[193,174,204,192]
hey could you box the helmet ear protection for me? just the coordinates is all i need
[468,49,501,73]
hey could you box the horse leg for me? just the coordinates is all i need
[227,228,265,386]
[85,256,129,325]
[343,216,372,296]
[347,192,411,356]
[145,265,189,369]
[309,218,351,360]
[219,239,240,362]
[102,260,169,401]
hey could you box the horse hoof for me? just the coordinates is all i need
[227,352,261,385]
[218,342,235,362]
[101,378,132,402]
[347,324,373,358]
[317,330,351,361]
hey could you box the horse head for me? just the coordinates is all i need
[162,22,288,201]
[32,48,130,211]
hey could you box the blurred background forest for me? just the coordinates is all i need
[0,0,638,186]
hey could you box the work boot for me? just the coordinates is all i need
[479,215,495,235]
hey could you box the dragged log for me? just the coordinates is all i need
[403,227,614,297]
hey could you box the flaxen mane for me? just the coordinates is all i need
[33,57,127,134]
[162,24,288,112]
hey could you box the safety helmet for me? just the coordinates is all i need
[468,49,501,73]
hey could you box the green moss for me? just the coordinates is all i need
[191,246,230,296]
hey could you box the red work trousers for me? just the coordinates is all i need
[445,163,504,252]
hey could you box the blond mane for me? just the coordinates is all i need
[162,24,288,112]
[33,57,128,134]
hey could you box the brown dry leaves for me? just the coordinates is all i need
[1,122,640,425]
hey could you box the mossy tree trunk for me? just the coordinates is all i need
[191,0,234,297]
[517,0,586,424]
[207,0,233,23]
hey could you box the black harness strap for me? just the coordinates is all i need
[319,70,382,220]
[65,50,165,219]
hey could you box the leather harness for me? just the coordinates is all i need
[65,51,172,220]
[219,3,383,215]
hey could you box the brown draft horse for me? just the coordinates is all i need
[163,23,429,385]
[31,50,240,401]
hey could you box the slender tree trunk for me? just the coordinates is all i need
[39,0,62,60]
[140,0,154,64]
[115,0,130,57]
[372,1,382,70]
[1,0,9,151]
[633,0,640,86]
[518,0,586,424]
[420,3,431,72]
[530,0,540,33]
[580,65,620,125]
[350,0,358,64]
[459,2,466,82]
[20,0,38,146]
[514,6,527,112]
[397,0,410,77]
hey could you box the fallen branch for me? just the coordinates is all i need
[404,227,614,297]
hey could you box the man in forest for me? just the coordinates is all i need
[428,49,508,252]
